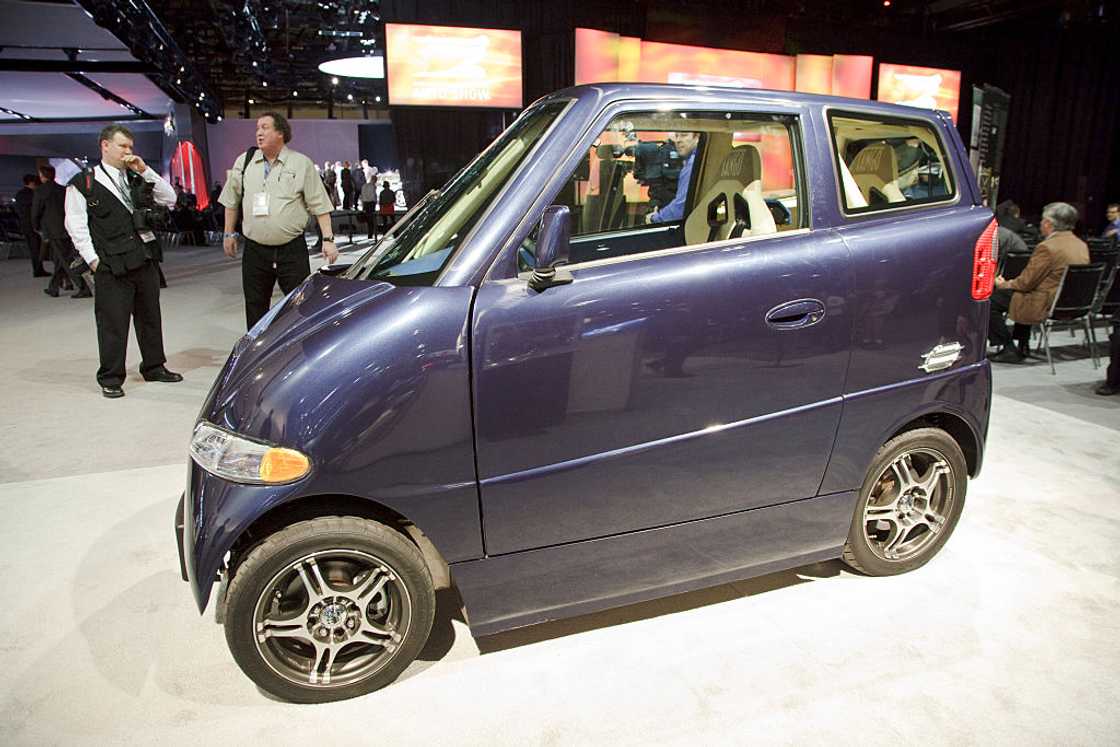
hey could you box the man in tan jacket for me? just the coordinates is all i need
[989,201,1089,363]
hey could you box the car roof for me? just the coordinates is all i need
[538,82,953,122]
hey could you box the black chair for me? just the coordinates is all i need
[1037,263,1106,374]
[999,251,1032,280]
[1088,239,1119,321]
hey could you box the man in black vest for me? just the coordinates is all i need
[33,164,90,298]
[64,124,182,398]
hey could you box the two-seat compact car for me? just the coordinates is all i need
[177,84,997,702]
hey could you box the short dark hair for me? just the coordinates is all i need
[259,111,292,143]
[99,124,135,145]
[1108,203,1120,211]
[38,164,56,180]
[22,173,39,186]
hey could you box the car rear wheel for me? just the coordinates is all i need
[842,428,967,576]
[223,516,435,703]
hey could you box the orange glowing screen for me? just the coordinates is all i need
[831,55,873,99]
[877,63,961,121]
[386,23,522,108]
[575,28,871,100]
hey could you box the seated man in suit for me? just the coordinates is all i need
[988,201,1089,363]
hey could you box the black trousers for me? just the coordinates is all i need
[989,289,1031,347]
[1107,325,1120,387]
[46,236,87,294]
[20,221,45,275]
[243,235,311,330]
[94,260,166,386]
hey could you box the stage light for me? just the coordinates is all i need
[347,93,353,100]
[317,56,385,79]
[331,76,339,85]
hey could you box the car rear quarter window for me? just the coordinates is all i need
[828,111,956,215]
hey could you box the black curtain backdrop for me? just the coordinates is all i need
[986,23,1120,233]
[380,2,1117,229]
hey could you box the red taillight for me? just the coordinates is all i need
[972,218,998,300]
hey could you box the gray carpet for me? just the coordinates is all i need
[0,245,1117,745]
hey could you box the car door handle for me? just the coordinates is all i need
[765,299,826,331]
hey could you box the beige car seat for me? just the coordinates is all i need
[684,145,761,245]
[849,142,906,206]
[741,179,777,236]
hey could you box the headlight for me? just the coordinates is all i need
[189,422,311,484]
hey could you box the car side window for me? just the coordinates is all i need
[828,112,956,214]
[520,110,805,271]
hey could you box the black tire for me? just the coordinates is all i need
[223,516,435,703]
[842,428,967,576]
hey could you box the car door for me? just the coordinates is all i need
[470,103,852,555]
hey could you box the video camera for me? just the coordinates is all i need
[626,140,685,208]
[131,179,168,233]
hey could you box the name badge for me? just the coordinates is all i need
[138,231,157,243]
[252,192,270,216]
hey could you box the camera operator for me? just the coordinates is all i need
[645,132,699,224]
[64,124,183,398]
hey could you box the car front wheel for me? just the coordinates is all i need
[223,516,435,703]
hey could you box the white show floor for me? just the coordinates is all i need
[1,246,1118,745]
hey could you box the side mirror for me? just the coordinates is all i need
[529,205,573,292]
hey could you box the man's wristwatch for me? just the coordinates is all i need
[322,236,336,243]
[223,231,240,239]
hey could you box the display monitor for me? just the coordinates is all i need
[574,29,871,99]
[385,23,522,108]
[877,63,962,121]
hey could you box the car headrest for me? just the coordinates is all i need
[717,145,761,184]
[849,142,898,183]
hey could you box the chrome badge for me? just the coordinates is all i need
[919,342,964,373]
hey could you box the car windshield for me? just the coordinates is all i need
[345,100,569,286]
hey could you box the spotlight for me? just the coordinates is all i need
[292,90,298,97]
[375,95,381,102]
[331,76,339,85]
[347,93,353,100]
[248,98,255,104]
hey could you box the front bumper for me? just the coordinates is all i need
[175,493,188,582]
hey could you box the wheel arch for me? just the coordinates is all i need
[886,408,981,477]
[226,493,453,593]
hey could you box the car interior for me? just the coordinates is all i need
[522,113,804,270]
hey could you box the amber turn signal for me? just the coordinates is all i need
[259,448,311,483]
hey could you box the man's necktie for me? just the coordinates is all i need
[117,170,133,211]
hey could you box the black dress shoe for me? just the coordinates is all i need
[71,289,93,298]
[988,346,1024,364]
[43,287,60,297]
[142,366,183,383]
[1094,382,1120,396]
[33,271,51,278]
[101,385,125,398]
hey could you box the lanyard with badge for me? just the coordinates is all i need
[252,158,275,217]
[101,164,156,244]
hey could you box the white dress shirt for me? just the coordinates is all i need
[64,162,177,266]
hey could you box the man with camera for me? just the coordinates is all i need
[219,112,337,330]
[645,131,699,224]
[64,124,182,398]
